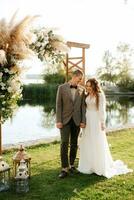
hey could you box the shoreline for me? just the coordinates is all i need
[3,124,134,151]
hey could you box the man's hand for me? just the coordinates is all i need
[80,123,86,128]
[56,122,63,129]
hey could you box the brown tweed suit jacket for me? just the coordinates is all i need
[56,82,86,126]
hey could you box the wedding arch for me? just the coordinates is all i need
[0,14,90,155]
[0,14,69,154]
[64,41,90,83]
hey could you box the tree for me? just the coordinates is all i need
[97,50,117,84]
[97,43,134,91]
[116,43,134,91]
[43,61,66,85]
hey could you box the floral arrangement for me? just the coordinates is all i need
[0,15,37,123]
[30,27,69,64]
[0,14,69,123]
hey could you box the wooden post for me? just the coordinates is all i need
[82,48,85,84]
[64,41,90,83]
[66,53,69,82]
[0,116,2,155]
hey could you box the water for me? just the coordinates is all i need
[2,95,134,146]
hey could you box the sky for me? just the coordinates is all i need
[0,0,134,75]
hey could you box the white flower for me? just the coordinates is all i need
[0,50,7,65]
[0,82,5,87]
[7,79,21,93]
[29,33,37,44]
[4,68,9,73]
[36,42,41,47]
[7,87,12,93]
[0,95,5,98]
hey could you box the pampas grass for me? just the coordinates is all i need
[0,14,38,62]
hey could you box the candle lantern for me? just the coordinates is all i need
[15,159,29,193]
[13,145,31,178]
[0,156,10,192]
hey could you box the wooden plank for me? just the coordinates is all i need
[82,48,85,83]
[68,57,82,60]
[68,60,82,67]
[67,41,90,49]
[65,54,69,82]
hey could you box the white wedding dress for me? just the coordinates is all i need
[78,93,133,178]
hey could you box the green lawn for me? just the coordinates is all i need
[0,129,134,200]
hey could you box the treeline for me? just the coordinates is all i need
[97,43,134,91]
[22,72,66,104]
[22,84,58,103]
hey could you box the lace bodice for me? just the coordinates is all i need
[86,92,106,123]
[86,96,97,111]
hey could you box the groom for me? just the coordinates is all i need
[56,69,86,178]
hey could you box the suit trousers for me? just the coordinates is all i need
[60,118,80,168]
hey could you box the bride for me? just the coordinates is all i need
[78,78,133,178]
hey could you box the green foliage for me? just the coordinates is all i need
[43,72,65,85]
[97,50,118,84]
[22,84,58,103]
[30,28,68,64]
[97,43,134,91]
[42,65,66,85]
[0,16,68,123]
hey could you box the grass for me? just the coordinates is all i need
[0,129,134,200]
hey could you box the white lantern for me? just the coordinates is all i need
[15,159,29,193]
[0,156,10,192]
[13,145,31,177]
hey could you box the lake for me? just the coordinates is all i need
[2,95,134,146]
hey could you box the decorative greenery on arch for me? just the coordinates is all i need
[0,14,69,123]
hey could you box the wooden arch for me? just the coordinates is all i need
[0,41,90,155]
[63,41,90,83]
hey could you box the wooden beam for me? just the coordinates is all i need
[67,41,90,49]
[82,48,85,83]
[68,59,82,67]
[68,57,82,60]
[65,53,69,82]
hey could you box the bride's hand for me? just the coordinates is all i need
[80,123,86,128]
[101,123,105,131]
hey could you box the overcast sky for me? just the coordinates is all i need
[0,0,134,75]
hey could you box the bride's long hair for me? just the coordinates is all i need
[86,78,102,110]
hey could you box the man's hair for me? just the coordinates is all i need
[72,69,83,76]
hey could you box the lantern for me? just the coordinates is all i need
[15,159,29,193]
[13,145,31,178]
[0,156,10,192]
